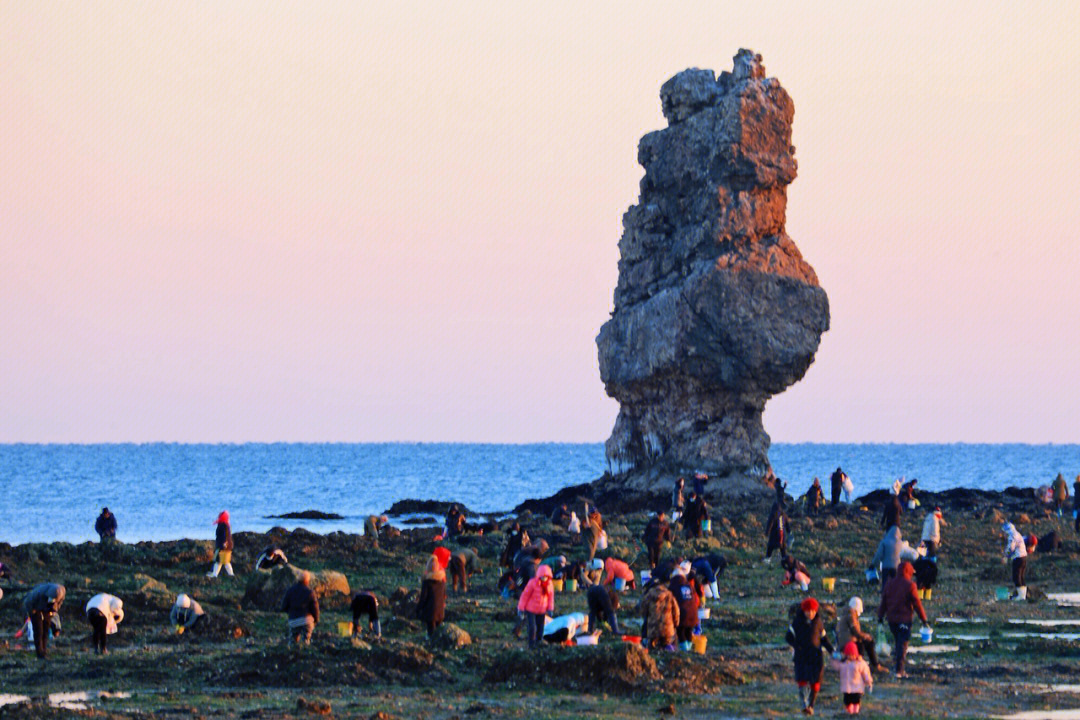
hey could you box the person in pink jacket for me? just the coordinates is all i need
[603,557,636,590]
[517,564,554,649]
[830,641,873,715]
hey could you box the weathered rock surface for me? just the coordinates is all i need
[596,49,829,492]
[242,564,351,610]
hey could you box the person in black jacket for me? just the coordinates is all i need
[207,511,234,578]
[586,583,622,635]
[1074,475,1080,534]
[805,478,824,516]
[830,467,845,507]
[550,504,571,529]
[500,522,528,569]
[765,499,789,562]
[351,591,381,638]
[95,507,117,543]
[881,492,903,530]
[643,512,672,569]
[786,597,833,715]
[280,571,320,644]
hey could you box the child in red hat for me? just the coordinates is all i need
[830,640,874,714]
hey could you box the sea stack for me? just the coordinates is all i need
[596,50,829,496]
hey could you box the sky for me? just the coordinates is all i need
[2,2,1079,444]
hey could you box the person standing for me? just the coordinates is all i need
[920,507,946,560]
[517,564,554,649]
[764,498,789,562]
[1002,520,1029,600]
[416,547,450,637]
[880,487,903,530]
[640,580,680,650]
[669,572,699,651]
[95,507,117,544]
[877,561,929,679]
[206,511,234,578]
[280,571,320,645]
[787,597,833,715]
[1074,474,1080,534]
[671,477,686,523]
[1052,473,1069,518]
[84,593,123,655]
[23,583,65,659]
[830,641,874,715]
[830,467,845,507]
[643,512,672,570]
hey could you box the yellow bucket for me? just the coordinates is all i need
[822,577,836,592]
[565,579,578,592]
[552,578,564,592]
[691,635,708,655]
[336,621,353,637]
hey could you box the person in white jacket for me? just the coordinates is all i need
[921,507,946,560]
[1002,521,1029,600]
[85,593,124,654]
[542,611,590,643]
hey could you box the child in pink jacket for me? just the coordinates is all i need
[830,641,873,714]
[518,564,554,649]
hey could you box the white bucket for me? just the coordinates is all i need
[920,626,934,644]
[640,570,652,586]
[698,608,711,620]
[576,634,599,646]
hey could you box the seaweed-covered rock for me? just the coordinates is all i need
[484,643,661,694]
[432,622,471,650]
[242,565,350,610]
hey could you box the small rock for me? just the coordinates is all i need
[432,622,471,650]
[658,703,676,715]
[297,696,331,715]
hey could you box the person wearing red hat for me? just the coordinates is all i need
[829,641,874,714]
[786,596,833,715]
[206,511,234,578]
[416,547,450,637]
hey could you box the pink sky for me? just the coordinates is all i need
[2,2,1079,443]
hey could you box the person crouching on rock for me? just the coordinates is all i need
[170,593,205,633]
[639,578,679,650]
[255,545,289,571]
[206,511,234,578]
[364,515,389,549]
[837,596,883,672]
[95,506,117,545]
[782,554,812,592]
[416,547,450,638]
[23,583,65,659]
[830,641,873,715]
[587,583,622,635]
[449,548,481,593]
[603,556,636,591]
[542,611,589,644]
[517,564,554,649]
[692,554,726,603]
[786,597,832,715]
[351,591,381,639]
[877,561,929,679]
[280,570,320,645]
[85,593,123,655]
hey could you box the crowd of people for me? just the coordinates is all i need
[1,467,1077,717]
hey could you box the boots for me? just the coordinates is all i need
[223,563,234,577]
[372,619,382,638]
[679,640,692,652]
[798,685,809,711]
[206,563,221,578]
[1014,586,1027,601]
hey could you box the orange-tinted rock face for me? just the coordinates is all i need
[597,50,829,481]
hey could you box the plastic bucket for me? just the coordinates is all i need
[565,579,578,593]
[614,577,626,592]
[920,626,933,644]
[336,621,354,637]
[701,519,712,533]
[865,568,879,584]
[822,577,836,592]
[621,635,641,644]
[698,607,711,620]
[576,634,598,646]
[995,587,1011,601]
[691,635,707,654]
[552,578,564,592]
[640,570,652,586]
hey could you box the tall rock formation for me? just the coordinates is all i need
[596,50,829,493]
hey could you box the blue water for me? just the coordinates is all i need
[1,443,1077,544]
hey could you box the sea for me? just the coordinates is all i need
[1,443,1078,545]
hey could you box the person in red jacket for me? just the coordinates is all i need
[877,561,930,678]
[669,572,700,651]
[517,564,554,649]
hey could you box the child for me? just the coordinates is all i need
[517,564,554,649]
[831,641,873,714]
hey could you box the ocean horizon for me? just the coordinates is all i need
[2,442,1078,545]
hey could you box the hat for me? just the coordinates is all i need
[433,546,452,569]
[800,597,819,613]
[214,511,230,525]
[842,641,859,659]
[176,593,191,609]
[848,596,863,615]
[590,559,604,571]
[899,561,915,579]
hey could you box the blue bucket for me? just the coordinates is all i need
[614,577,626,592]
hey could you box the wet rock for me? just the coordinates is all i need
[484,643,662,695]
[268,510,345,520]
[369,713,400,720]
[296,697,332,715]
[596,49,829,491]
[242,565,350,610]
[386,500,474,516]
[432,622,471,650]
